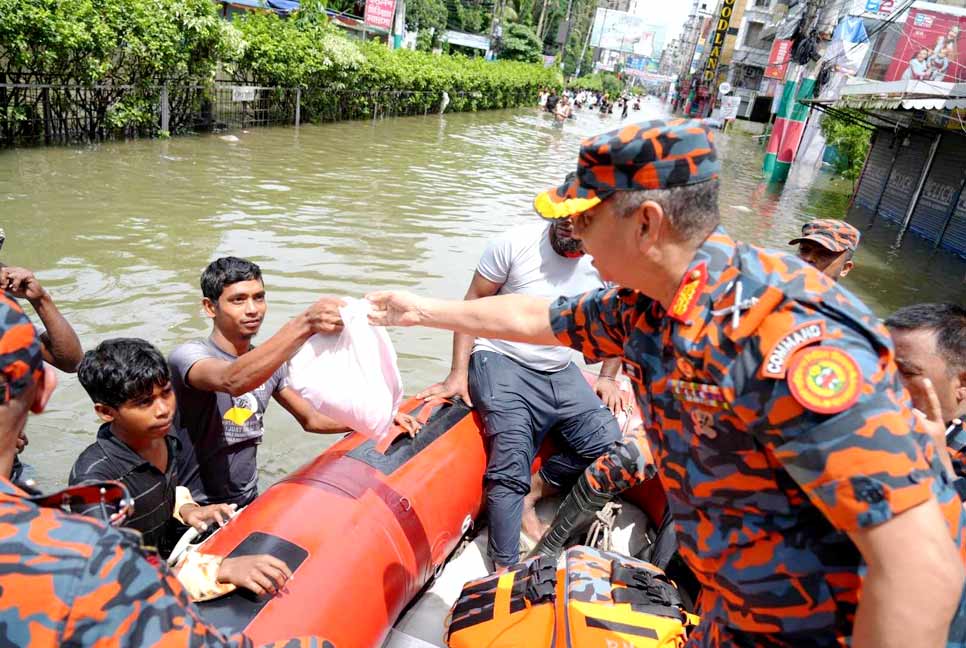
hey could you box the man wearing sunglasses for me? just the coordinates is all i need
[0,293,329,646]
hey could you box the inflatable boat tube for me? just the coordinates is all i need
[195,372,665,648]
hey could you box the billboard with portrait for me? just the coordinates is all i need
[883,2,966,82]
[590,9,658,55]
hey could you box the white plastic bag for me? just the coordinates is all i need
[286,298,403,450]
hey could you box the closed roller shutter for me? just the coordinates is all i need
[940,192,966,258]
[908,132,966,243]
[877,132,932,224]
[854,129,895,211]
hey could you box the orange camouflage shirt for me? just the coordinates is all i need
[550,228,966,645]
[0,477,331,648]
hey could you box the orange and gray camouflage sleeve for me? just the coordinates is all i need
[548,287,635,362]
[746,308,956,533]
[63,525,332,648]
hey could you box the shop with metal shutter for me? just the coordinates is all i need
[877,132,933,224]
[940,192,966,257]
[854,129,896,212]
[908,131,966,244]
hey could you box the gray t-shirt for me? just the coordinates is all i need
[473,223,605,372]
[168,337,288,506]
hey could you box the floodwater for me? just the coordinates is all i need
[3,98,966,491]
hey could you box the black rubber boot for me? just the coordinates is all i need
[526,473,612,561]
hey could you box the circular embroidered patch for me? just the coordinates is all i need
[786,346,863,414]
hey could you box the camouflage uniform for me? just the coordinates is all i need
[533,119,966,646]
[0,476,334,647]
[0,293,331,648]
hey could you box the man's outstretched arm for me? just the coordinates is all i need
[416,271,504,406]
[367,291,559,346]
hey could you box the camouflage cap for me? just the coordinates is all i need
[0,293,42,405]
[789,219,860,254]
[533,118,720,220]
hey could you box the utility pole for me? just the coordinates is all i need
[557,0,576,62]
[762,0,827,182]
[536,0,551,41]
[574,5,596,78]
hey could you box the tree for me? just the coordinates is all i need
[499,23,542,63]
[820,111,873,181]
[407,0,448,49]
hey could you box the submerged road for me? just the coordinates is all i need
[3,98,965,490]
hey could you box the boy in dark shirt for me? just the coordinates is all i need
[70,338,291,599]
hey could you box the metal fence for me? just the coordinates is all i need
[0,79,529,147]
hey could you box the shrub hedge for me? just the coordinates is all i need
[0,0,561,137]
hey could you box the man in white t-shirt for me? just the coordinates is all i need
[418,218,624,568]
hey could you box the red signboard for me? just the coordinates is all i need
[764,39,793,80]
[883,5,966,82]
[364,0,396,31]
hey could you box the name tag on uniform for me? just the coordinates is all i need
[669,380,731,409]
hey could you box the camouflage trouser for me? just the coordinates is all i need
[584,428,656,495]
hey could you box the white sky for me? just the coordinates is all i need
[632,0,693,43]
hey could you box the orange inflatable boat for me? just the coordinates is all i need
[195,379,665,647]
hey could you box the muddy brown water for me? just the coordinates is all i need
[3,98,965,491]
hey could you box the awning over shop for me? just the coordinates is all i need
[821,80,966,111]
[327,11,391,33]
[216,0,298,14]
[266,0,300,14]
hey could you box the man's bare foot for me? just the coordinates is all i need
[521,473,557,541]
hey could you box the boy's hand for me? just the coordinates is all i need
[394,411,422,437]
[217,554,293,596]
[304,296,345,334]
[180,502,237,532]
[0,266,46,303]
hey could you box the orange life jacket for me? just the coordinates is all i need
[447,546,699,648]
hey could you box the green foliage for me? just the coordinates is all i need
[0,0,226,84]
[444,0,490,34]
[0,0,562,139]
[819,111,873,180]
[500,23,542,63]
[407,0,448,47]
[232,2,363,86]
[514,0,535,26]
[450,0,486,33]
[348,41,560,115]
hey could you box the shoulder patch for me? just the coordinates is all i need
[760,320,827,379]
[786,346,862,415]
[668,263,707,323]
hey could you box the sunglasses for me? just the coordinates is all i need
[25,480,136,527]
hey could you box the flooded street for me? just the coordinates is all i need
[3,98,965,491]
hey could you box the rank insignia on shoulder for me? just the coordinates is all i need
[761,320,826,379]
[786,346,862,414]
[668,263,707,323]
